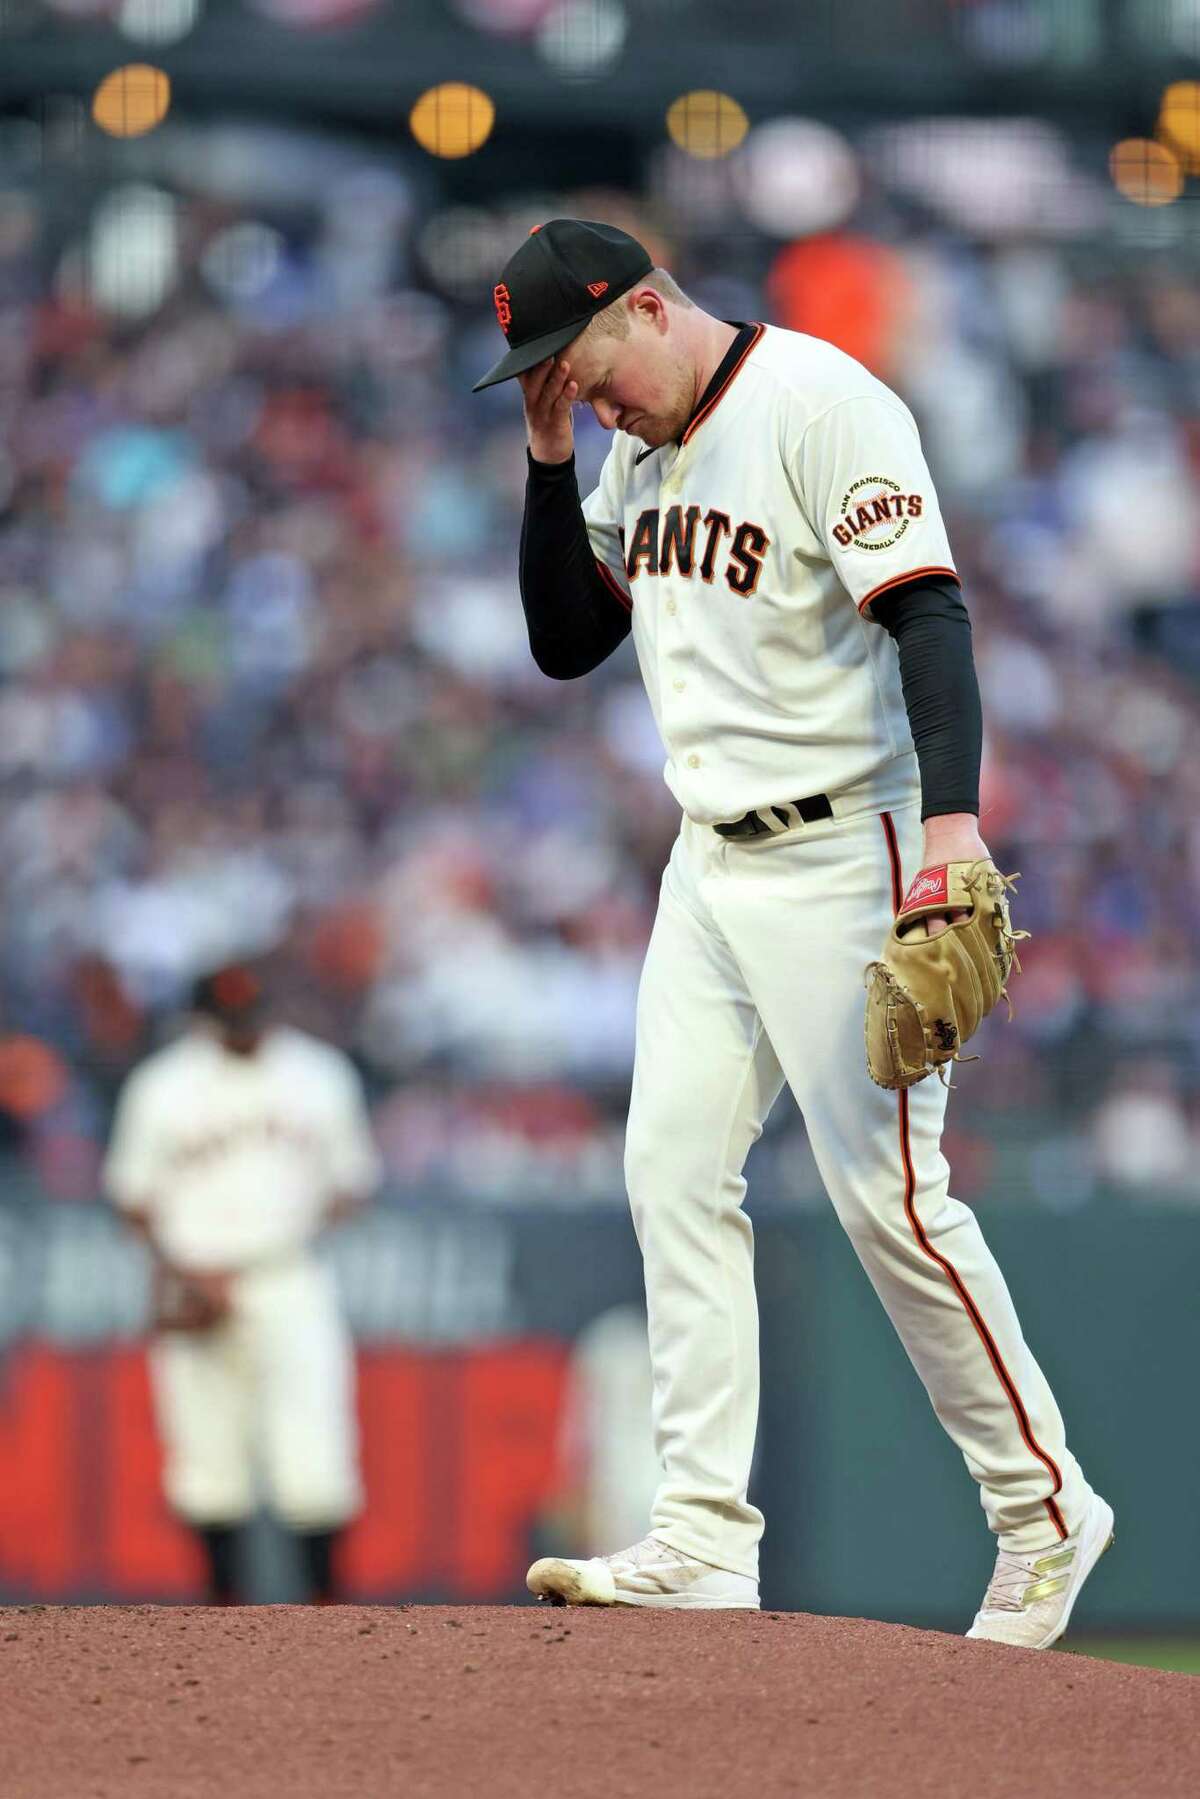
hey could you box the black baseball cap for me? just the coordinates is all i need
[472,218,654,392]
[191,963,264,1026]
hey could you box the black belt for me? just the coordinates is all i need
[713,793,833,839]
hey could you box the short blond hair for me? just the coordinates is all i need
[587,266,693,340]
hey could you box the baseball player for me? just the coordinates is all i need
[474,220,1113,1647]
[105,965,380,1605]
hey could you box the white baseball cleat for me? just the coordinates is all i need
[966,1492,1115,1649]
[526,1534,760,1609]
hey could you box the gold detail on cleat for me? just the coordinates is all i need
[1022,1574,1070,1606]
[1031,1547,1076,1576]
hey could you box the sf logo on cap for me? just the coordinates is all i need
[493,283,513,336]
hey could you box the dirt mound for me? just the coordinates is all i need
[1,1603,1194,1797]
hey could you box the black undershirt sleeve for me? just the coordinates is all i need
[519,451,632,679]
[869,578,982,821]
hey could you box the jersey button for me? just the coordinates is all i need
[687,753,701,768]
[673,679,686,691]
[666,600,678,616]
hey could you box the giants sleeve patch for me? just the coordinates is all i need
[831,476,924,553]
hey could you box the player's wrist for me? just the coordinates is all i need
[526,436,574,467]
[920,811,987,863]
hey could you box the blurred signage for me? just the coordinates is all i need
[0,1341,567,1600]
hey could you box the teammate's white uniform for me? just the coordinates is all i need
[105,1025,380,1531]
[581,324,1094,1577]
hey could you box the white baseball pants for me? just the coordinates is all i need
[626,797,1093,1580]
[149,1256,361,1531]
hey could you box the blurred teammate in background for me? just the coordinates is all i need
[104,964,381,1605]
[537,1303,662,1561]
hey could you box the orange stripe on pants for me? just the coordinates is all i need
[880,811,1068,1543]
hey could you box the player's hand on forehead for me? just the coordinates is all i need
[520,355,581,405]
[519,356,578,463]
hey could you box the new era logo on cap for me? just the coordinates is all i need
[472,219,653,392]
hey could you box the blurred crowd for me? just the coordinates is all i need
[2,135,1200,1215]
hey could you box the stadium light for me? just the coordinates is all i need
[665,90,748,161]
[409,83,495,159]
[92,64,171,138]
[1157,80,1200,174]
[1109,138,1183,207]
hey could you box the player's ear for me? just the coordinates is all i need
[630,286,668,333]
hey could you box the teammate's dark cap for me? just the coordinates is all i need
[472,219,654,392]
[191,964,264,1024]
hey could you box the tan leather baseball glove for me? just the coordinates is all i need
[153,1266,234,1332]
[864,859,1027,1090]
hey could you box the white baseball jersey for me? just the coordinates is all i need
[105,1025,382,1272]
[582,324,959,825]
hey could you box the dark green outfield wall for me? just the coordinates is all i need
[753,1202,1190,1628]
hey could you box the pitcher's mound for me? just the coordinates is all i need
[1,1603,1195,1797]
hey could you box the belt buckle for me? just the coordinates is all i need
[714,798,828,840]
[714,806,781,840]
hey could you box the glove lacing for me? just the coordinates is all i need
[931,866,1031,1084]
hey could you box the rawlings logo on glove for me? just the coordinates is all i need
[863,859,1027,1090]
[900,866,949,910]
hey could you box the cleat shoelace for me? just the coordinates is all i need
[604,1537,689,1573]
[979,1542,1075,1614]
